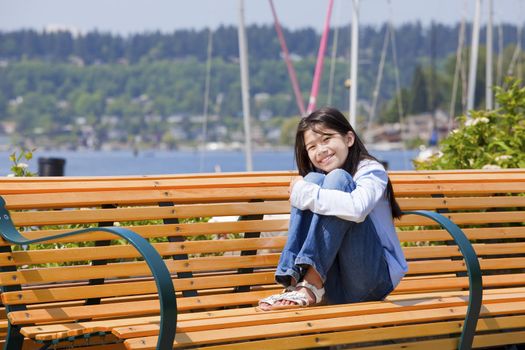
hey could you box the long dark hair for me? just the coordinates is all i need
[294,107,402,219]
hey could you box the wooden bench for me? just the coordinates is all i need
[0,169,524,350]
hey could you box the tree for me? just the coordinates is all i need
[409,65,429,114]
[414,77,525,170]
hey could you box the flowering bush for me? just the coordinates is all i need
[414,77,525,170]
[8,148,37,177]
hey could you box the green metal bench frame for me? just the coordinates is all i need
[0,197,177,350]
[403,210,482,350]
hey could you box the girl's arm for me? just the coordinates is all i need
[290,166,388,222]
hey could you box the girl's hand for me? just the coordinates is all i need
[288,176,303,197]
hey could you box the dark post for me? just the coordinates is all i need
[38,157,66,176]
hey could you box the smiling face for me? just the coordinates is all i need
[303,126,355,173]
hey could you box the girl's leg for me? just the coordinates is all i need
[324,216,393,304]
[295,169,392,304]
[274,172,325,287]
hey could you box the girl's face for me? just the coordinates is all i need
[304,126,355,173]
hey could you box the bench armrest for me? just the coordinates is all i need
[0,197,176,350]
[403,210,482,350]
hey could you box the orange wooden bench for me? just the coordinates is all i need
[0,169,524,349]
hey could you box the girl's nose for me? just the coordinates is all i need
[317,146,327,157]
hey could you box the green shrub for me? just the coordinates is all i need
[414,77,525,170]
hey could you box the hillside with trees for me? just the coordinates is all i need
[0,23,523,150]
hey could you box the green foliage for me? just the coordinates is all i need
[0,25,523,148]
[409,65,429,114]
[279,116,301,146]
[8,148,37,176]
[414,77,525,170]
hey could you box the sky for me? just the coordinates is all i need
[0,0,523,35]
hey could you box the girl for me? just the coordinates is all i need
[258,107,407,311]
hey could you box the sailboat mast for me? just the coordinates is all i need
[486,0,494,110]
[349,0,359,126]
[269,0,305,115]
[467,0,481,115]
[306,0,334,114]
[199,28,213,172]
[238,0,253,171]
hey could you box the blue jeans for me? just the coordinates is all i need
[275,169,393,304]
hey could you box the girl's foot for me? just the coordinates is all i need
[257,281,325,311]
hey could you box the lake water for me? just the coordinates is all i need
[1,149,419,176]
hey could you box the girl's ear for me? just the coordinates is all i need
[346,131,355,147]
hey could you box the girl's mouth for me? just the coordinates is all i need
[319,154,334,165]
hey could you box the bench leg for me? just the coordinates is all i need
[4,324,24,350]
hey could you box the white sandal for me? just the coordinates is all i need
[258,281,325,311]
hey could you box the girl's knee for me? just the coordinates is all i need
[304,172,325,185]
[323,169,355,190]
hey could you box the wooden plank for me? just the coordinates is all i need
[403,242,525,259]
[191,315,525,350]
[122,301,525,349]
[9,207,524,229]
[0,255,281,285]
[397,226,525,242]
[1,239,523,273]
[393,182,525,195]
[398,196,525,210]
[3,271,276,305]
[397,211,525,226]
[395,273,525,293]
[0,219,289,244]
[6,182,525,210]
[408,257,525,274]
[3,187,289,209]
[6,222,523,247]
[0,176,295,194]
[1,169,522,185]
[359,331,525,350]
[7,289,279,324]
[0,238,286,266]
[0,171,296,183]
[10,201,291,226]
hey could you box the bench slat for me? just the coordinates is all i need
[122,300,525,349]
[0,219,289,245]
[10,201,290,226]
[182,316,525,350]
[398,226,525,242]
[3,187,289,209]
[398,196,525,210]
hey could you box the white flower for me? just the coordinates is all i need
[7,173,15,177]
[16,162,28,168]
[482,164,501,170]
[450,129,459,134]
[495,155,512,161]
[465,117,489,127]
